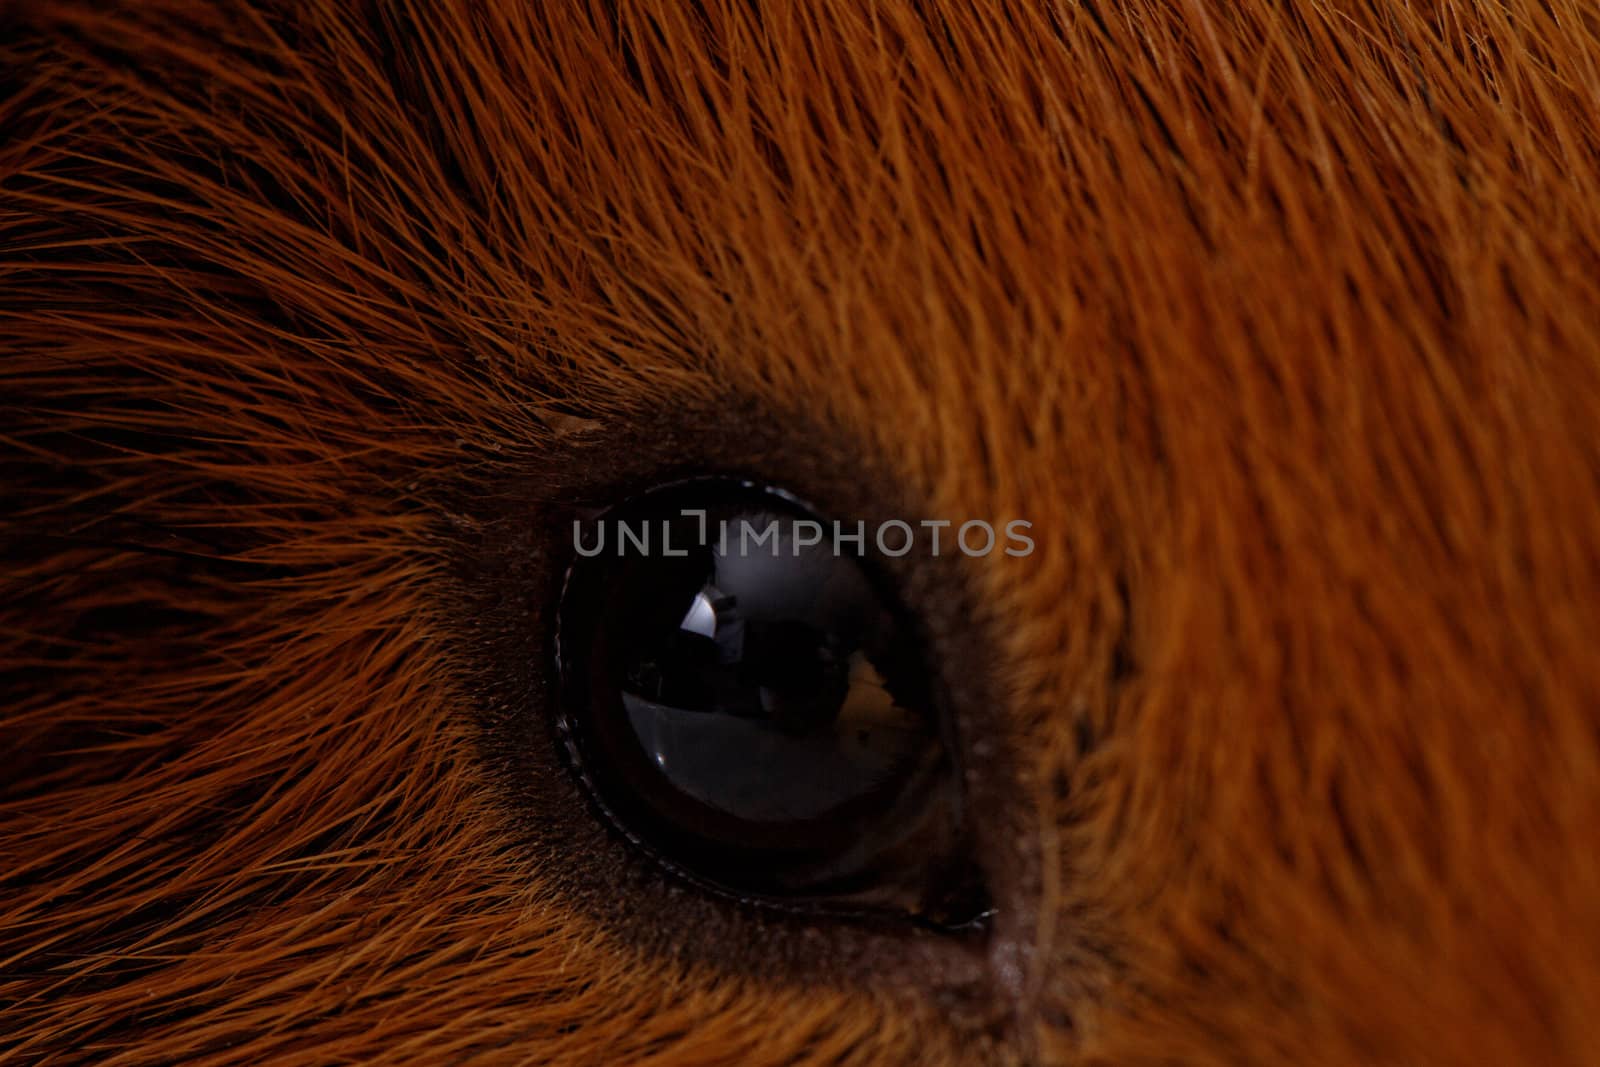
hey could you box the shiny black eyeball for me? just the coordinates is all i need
[555,480,986,927]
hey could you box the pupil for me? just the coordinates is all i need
[616,509,923,825]
[556,480,985,924]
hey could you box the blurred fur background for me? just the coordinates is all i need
[4,1,1600,1063]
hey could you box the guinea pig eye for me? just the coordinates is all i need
[556,480,987,929]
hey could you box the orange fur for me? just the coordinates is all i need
[4,1,1600,1063]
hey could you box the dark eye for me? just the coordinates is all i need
[556,480,987,928]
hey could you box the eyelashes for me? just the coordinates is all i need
[553,478,990,929]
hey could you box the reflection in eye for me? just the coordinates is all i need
[556,482,988,927]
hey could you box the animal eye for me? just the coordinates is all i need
[556,480,987,928]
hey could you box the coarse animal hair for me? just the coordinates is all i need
[3,1,1600,1063]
